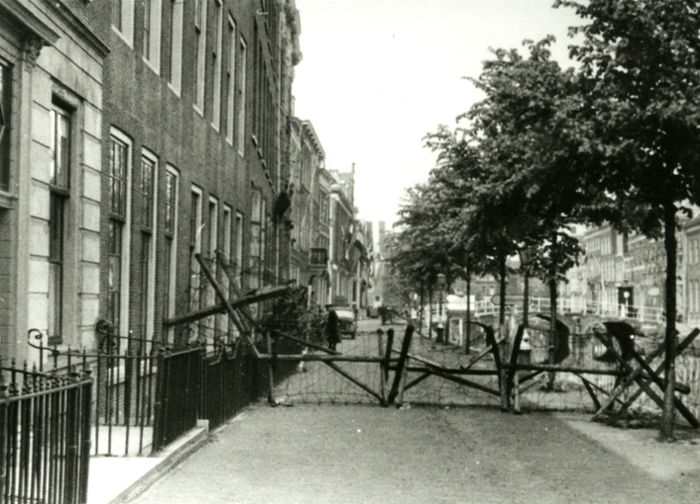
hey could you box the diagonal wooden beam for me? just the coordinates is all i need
[591,330,699,428]
[322,361,383,402]
[196,254,261,358]
[614,328,700,417]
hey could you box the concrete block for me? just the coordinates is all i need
[82,167,101,201]
[82,200,101,232]
[83,134,102,172]
[80,326,98,351]
[27,292,48,331]
[31,103,51,148]
[29,218,49,257]
[30,141,50,183]
[83,104,102,139]
[83,166,102,202]
[81,231,100,263]
[30,181,50,219]
[28,257,49,293]
[31,70,53,109]
[80,294,100,326]
[81,262,100,294]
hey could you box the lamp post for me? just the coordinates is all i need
[436,273,446,343]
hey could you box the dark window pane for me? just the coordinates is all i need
[0,62,11,192]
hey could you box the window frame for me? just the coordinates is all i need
[139,149,158,342]
[143,0,162,73]
[163,165,179,342]
[0,59,12,195]
[237,37,247,156]
[108,128,133,341]
[112,0,135,46]
[226,15,236,145]
[211,0,223,130]
[194,0,208,114]
[168,0,184,95]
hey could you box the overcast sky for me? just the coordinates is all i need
[292,0,583,227]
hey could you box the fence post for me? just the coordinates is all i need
[0,371,7,501]
[152,347,167,452]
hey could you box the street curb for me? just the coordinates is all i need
[111,420,210,503]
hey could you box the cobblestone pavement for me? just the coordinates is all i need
[129,402,699,504]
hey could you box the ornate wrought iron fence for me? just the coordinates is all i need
[0,361,92,504]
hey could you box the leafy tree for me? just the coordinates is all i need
[458,37,602,364]
[556,0,700,440]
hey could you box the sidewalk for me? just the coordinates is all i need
[126,404,700,504]
[87,421,210,504]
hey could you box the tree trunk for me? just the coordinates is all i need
[419,279,425,335]
[547,233,558,390]
[661,201,678,441]
[428,285,434,340]
[466,265,471,354]
[499,252,507,327]
[523,272,529,327]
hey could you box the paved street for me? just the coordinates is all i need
[129,401,700,504]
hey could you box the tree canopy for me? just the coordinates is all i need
[392,0,700,439]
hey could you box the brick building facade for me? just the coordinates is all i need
[0,0,302,363]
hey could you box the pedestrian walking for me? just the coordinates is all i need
[326,305,340,351]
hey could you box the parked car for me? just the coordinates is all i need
[329,307,357,339]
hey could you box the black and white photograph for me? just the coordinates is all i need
[1,1,700,503]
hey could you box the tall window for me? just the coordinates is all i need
[212,0,223,130]
[169,0,183,93]
[109,131,131,338]
[222,205,232,336]
[48,104,71,339]
[112,0,135,44]
[0,61,11,193]
[143,0,162,71]
[226,16,236,145]
[207,197,218,336]
[163,167,179,343]
[113,0,123,31]
[189,187,203,317]
[237,38,247,155]
[194,0,208,112]
[139,152,157,342]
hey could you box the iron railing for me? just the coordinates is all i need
[152,346,202,453]
[0,362,92,504]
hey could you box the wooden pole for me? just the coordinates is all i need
[256,354,400,362]
[322,361,383,402]
[466,264,471,354]
[505,325,525,402]
[591,344,666,417]
[614,328,699,417]
[591,330,699,428]
[513,362,521,414]
[383,329,395,385]
[502,363,627,376]
[461,334,506,371]
[428,369,501,396]
[196,254,261,358]
[387,325,414,404]
[266,331,275,405]
[377,329,386,405]
[403,372,431,392]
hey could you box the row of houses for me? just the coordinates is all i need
[0,0,372,365]
[565,213,700,328]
